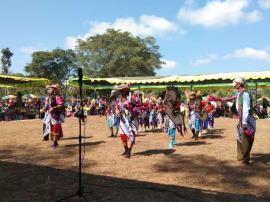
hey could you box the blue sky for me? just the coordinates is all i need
[0,0,270,76]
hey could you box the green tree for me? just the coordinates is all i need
[25,48,77,84]
[1,48,13,74]
[76,29,163,77]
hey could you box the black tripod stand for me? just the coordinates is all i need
[55,68,91,202]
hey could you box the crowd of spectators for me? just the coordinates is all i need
[0,94,269,121]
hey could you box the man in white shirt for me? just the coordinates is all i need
[233,77,256,165]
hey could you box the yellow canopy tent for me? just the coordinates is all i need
[68,71,270,90]
[0,75,50,97]
[0,75,50,88]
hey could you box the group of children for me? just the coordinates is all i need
[106,86,218,156]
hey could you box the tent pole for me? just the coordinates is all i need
[255,82,257,106]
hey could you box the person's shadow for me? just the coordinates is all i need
[252,153,270,164]
[133,149,175,156]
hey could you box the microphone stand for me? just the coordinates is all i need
[55,68,91,202]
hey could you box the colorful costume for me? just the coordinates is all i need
[188,100,196,137]
[165,115,176,148]
[107,98,118,137]
[157,103,165,129]
[42,86,65,149]
[149,105,157,129]
[204,102,216,129]
[117,98,137,144]
[49,95,65,140]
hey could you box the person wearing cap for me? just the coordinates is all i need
[115,83,137,158]
[233,77,256,165]
[41,84,65,148]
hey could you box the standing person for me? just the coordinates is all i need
[166,115,176,149]
[41,96,50,141]
[139,100,149,132]
[186,91,197,138]
[194,95,204,139]
[156,97,165,130]
[106,90,118,138]
[233,77,256,165]
[149,96,157,131]
[203,101,216,131]
[115,84,136,158]
[41,85,65,149]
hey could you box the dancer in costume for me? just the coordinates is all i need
[204,101,216,129]
[165,115,176,148]
[129,93,141,136]
[156,97,165,130]
[233,78,256,165]
[194,95,204,139]
[115,84,137,158]
[149,96,157,131]
[41,85,65,149]
[106,90,118,138]
[139,100,149,132]
[186,91,197,138]
[42,96,50,141]
[144,99,150,131]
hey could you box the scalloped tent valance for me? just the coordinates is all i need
[0,75,50,88]
[68,71,270,90]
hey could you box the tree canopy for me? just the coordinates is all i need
[1,48,13,75]
[76,29,163,77]
[25,48,77,84]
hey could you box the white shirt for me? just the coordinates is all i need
[236,92,250,125]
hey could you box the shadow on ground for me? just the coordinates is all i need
[0,160,268,202]
[133,149,176,156]
[64,141,106,148]
[251,153,270,164]
[200,134,224,139]
[136,133,149,137]
[61,136,92,140]
[177,141,208,146]
[206,128,226,135]
[153,153,270,200]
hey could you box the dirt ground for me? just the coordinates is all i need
[0,117,269,202]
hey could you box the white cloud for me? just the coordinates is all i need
[258,0,270,9]
[191,54,218,66]
[161,59,177,69]
[66,15,179,49]
[20,46,46,55]
[225,47,270,61]
[66,37,78,50]
[177,0,262,27]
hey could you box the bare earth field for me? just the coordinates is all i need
[0,117,269,202]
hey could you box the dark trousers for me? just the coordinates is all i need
[237,133,254,163]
